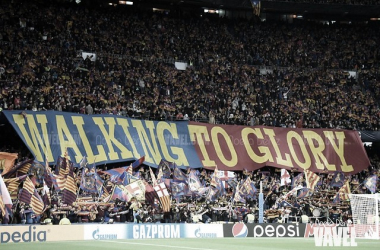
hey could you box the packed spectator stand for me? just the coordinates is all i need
[0,0,379,226]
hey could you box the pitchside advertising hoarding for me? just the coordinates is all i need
[0,225,84,243]
[223,223,306,238]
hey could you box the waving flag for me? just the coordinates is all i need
[3,175,27,200]
[363,175,378,194]
[292,173,303,188]
[297,187,312,198]
[154,182,171,212]
[131,156,145,169]
[2,159,33,178]
[0,152,18,175]
[43,155,53,188]
[173,165,187,183]
[143,180,157,206]
[330,171,345,188]
[19,177,44,215]
[61,160,77,205]
[0,174,13,222]
[149,167,158,186]
[280,169,291,186]
[334,180,351,201]
[188,169,202,192]
[233,182,246,203]
[240,177,257,199]
[156,159,172,179]
[305,169,320,190]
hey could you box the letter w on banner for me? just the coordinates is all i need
[154,182,171,212]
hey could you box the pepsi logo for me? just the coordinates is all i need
[232,223,248,238]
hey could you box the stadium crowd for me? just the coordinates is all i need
[0,0,379,226]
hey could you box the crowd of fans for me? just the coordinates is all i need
[0,0,379,131]
[0,0,379,226]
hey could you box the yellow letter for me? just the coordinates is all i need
[210,127,237,167]
[131,120,162,165]
[56,115,83,162]
[241,128,273,164]
[12,114,53,162]
[156,122,189,166]
[93,117,134,161]
[287,131,311,170]
[71,116,107,163]
[324,131,353,172]
[117,118,140,158]
[263,128,292,167]
[303,131,336,171]
[188,125,216,167]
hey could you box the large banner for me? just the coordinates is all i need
[2,111,369,174]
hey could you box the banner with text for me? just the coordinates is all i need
[2,111,369,174]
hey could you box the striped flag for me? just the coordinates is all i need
[337,180,351,201]
[2,159,33,178]
[44,155,53,188]
[305,169,320,190]
[0,152,18,175]
[41,180,51,210]
[19,177,44,215]
[0,174,13,222]
[51,174,66,191]
[3,175,27,200]
[154,182,171,212]
[61,162,77,205]
[126,164,133,175]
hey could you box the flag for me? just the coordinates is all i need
[305,169,320,190]
[280,169,291,186]
[297,187,312,198]
[126,164,133,175]
[330,171,345,188]
[79,156,88,169]
[332,193,341,204]
[173,165,187,183]
[171,182,188,199]
[233,182,246,203]
[111,180,145,202]
[131,156,145,169]
[206,186,220,202]
[188,169,202,192]
[80,168,98,194]
[143,180,157,206]
[3,175,27,200]
[240,177,257,199]
[157,159,172,179]
[210,166,219,188]
[363,175,378,194]
[19,177,44,215]
[43,155,53,188]
[336,180,351,201]
[0,152,18,175]
[61,162,77,205]
[154,182,171,212]
[0,174,13,222]
[51,174,66,192]
[216,169,235,181]
[28,161,46,186]
[149,167,158,186]
[101,166,128,183]
[2,159,33,178]
[41,180,51,210]
[292,173,303,188]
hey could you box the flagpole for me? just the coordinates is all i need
[258,181,264,223]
